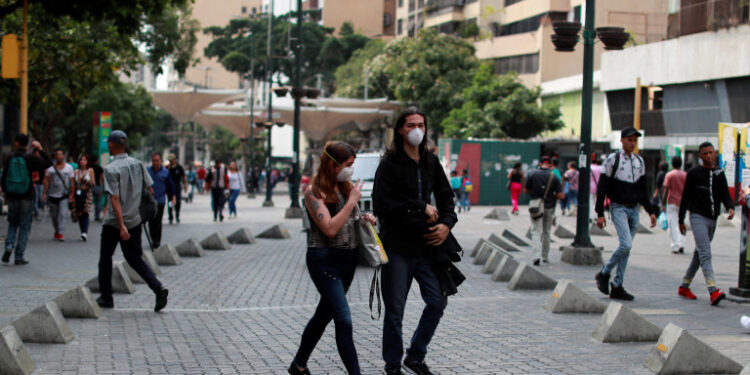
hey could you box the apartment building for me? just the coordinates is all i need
[302,0,396,38]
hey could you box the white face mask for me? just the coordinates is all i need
[337,166,354,182]
[406,128,424,147]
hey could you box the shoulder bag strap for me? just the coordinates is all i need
[52,166,70,195]
[540,171,554,206]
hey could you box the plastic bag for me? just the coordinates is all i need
[658,211,669,231]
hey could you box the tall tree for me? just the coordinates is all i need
[381,29,479,136]
[442,63,564,139]
[333,39,392,99]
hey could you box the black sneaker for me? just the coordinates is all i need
[96,296,114,308]
[533,258,541,266]
[403,357,433,375]
[385,370,404,375]
[14,259,28,265]
[154,288,169,312]
[679,247,684,254]
[609,283,634,301]
[287,363,311,375]
[595,272,610,295]
[2,251,10,263]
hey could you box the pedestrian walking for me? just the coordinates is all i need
[450,170,462,212]
[564,161,579,216]
[226,161,245,219]
[31,148,45,220]
[590,157,603,220]
[594,127,657,301]
[70,155,95,242]
[525,156,564,265]
[653,161,669,207]
[677,142,734,305]
[460,169,472,212]
[507,163,524,215]
[289,142,375,375]
[196,164,206,194]
[662,156,687,254]
[373,108,462,375]
[91,157,105,221]
[167,154,186,224]
[206,159,228,222]
[186,164,197,203]
[43,149,75,241]
[96,130,168,311]
[1,134,51,265]
[147,153,175,249]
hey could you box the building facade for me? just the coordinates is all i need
[302,0,396,38]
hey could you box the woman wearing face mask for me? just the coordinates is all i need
[289,141,376,375]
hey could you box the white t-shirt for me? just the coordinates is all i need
[46,164,74,198]
[227,171,242,190]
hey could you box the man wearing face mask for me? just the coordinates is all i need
[373,108,461,375]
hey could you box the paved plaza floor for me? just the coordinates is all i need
[2,185,750,374]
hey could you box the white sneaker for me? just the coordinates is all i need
[741,315,750,330]
[81,233,87,242]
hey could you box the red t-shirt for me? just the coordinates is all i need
[663,169,687,206]
[197,168,207,179]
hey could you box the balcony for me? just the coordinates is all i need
[669,0,749,38]
[425,0,466,15]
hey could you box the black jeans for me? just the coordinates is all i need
[211,188,225,220]
[294,247,360,374]
[148,204,166,248]
[168,189,182,222]
[98,224,162,300]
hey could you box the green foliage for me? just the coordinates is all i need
[203,17,369,93]
[139,2,200,78]
[333,39,389,98]
[382,29,479,135]
[442,63,564,139]
[458,22,480,39]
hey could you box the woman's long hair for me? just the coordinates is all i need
[312,141,356,204]
[385,107,432,159]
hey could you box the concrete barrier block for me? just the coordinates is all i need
[554,225,576,239]
[560,246,603,266]
[12,302,74,344]
[592,302,661,343]
[502,229,530,247]
[491,256,520,282]
[645,323,742,375]
[227,227,257,244]
[637,223,653,234]
[52,286,102,319]
[508,263,558,291]
[470,239,485,257]
[488,233,521,252]
[544,280,606,313]
[85,261,137,294]
[153,244,184,265]
[525,227,532,240]
[122,261,145,284]
[176,239,206,257]
[473,243,495,265]
[201,232,232,250]
[257,224,292,239]
[141,251,161,275]
[484,208,510,221]
[482,250,507,274]
[590,222,613,237]
[0,326,34,375]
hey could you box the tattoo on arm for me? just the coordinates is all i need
[317,213,324,221]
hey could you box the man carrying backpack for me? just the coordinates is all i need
[1,134,52,265]
[594,127,657,300]
[460,169,472,212]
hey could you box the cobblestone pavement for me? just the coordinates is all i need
[2,185,750,374]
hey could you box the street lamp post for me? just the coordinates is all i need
[263,0,275,207]
[245,30,256,199]
[551,0,629,264]
[284,0,305,219]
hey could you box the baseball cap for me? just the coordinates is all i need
[621,127,642,138]
[541,155,551,163]
[107,130,128,145]
[14,133,29,146]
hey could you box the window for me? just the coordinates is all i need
[398,18,403,34]
[408,15,416,36]
[505,0,524,6]
[399,0,403,6]
[241,6,247,13]
[384,13,393,28]
[493,53,539,75]
[496,13,543,36]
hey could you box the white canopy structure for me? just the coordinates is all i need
[149,88,245,123]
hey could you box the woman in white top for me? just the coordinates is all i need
[227,161,246,218]
[71,154,95,241]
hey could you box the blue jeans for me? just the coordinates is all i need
[294,247,360,374]
[5,198,34,260]
[460,191,470,210]
[601,203,640,287]
[228,189,240,216]
[382,251,447,371]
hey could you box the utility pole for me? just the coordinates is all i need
[263,0,275,207]
[246,30,256,198]
[19,0,28,135]
[284,0,304,218]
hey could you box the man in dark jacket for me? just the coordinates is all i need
[677,142,734,305]
[166,154,186,224]
[2,134,51,265]
[373,108,458,375]
[594,127,657,301]
[147,153,175,249]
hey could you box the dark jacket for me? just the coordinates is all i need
[373,149,458,258]
[595,152,655,217]
[678,165,733,224]
[1,148,52,200]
